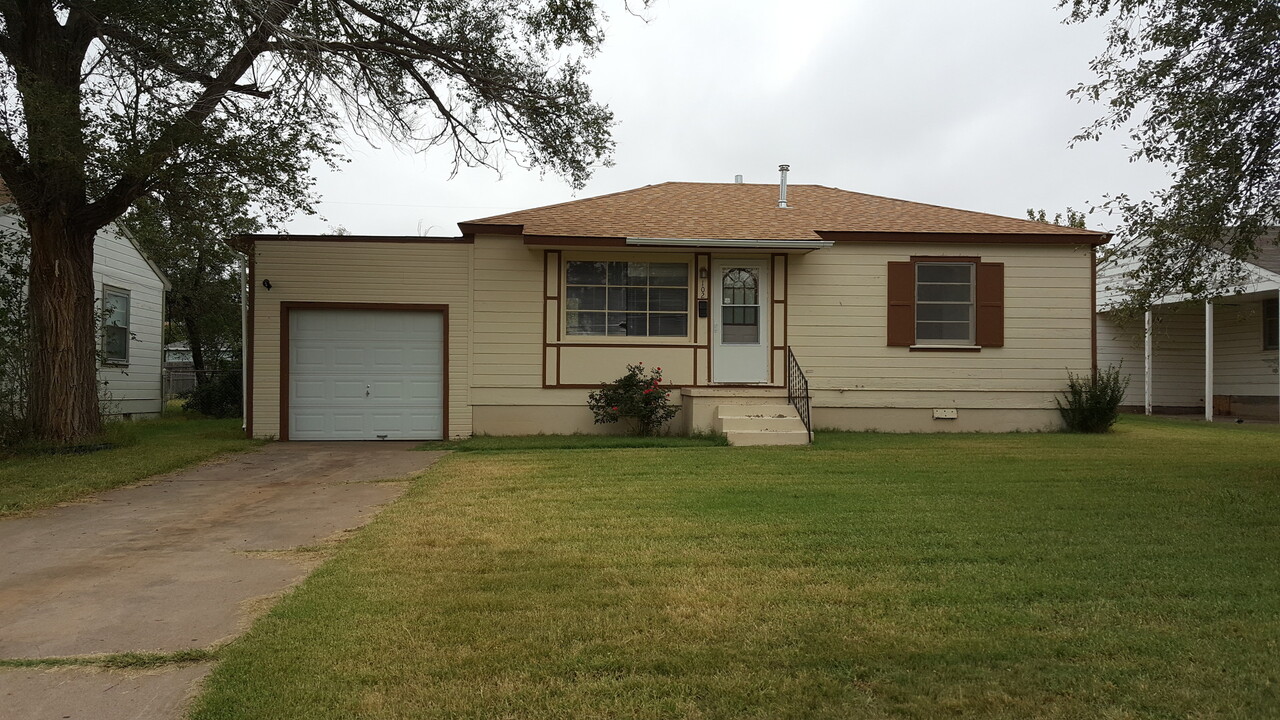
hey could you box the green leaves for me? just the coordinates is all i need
[1065,0,1280,304]
[1056,365,1130,433]
[586,362,680,436]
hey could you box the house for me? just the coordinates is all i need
[1,185,170,419]
[1096,233,1280,421]
[235,171,1109,443]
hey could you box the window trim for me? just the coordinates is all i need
[101,285,131,366]
[560,256,694,343]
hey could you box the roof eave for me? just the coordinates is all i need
[457,222,523,236]
[817,230,1112,246]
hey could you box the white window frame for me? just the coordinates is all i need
[562,258,692,341]
[101,285,130,365]
[914,262,975,346]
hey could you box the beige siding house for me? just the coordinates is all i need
[238,179,1108,442]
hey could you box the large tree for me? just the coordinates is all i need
[1063,0,1280,307]
[123,176,263,385]
[0,1,624,443]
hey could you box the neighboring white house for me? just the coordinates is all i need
[1097,234,1280,421]
[1,193,170,419]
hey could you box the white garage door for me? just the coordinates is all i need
[289,309,444,440]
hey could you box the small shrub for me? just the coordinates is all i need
[1056,365,1130,433]
[587,362,679,436]
[182,371,243,419]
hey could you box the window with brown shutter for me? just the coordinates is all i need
[885,258,1004,349]
[886,261,915,346]
[975,262,1004,347]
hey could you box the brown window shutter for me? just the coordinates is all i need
[975,262,1004,347]
[887,261,915,346]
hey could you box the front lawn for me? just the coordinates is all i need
[0,413,261,515]
[192,417,1280,719]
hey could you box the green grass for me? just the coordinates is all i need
[0,413,261,515]
[192,416,1280,719]
[419,431,728,452]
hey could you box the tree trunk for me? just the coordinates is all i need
[26,217,101,444]
[186,315,207,387]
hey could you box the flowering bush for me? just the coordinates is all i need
[586,362,678,436]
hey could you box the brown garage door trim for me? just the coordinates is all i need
[279,302,450,441]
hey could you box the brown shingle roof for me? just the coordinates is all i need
[461,182,1107,242]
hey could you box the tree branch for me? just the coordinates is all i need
[77,0,302,229]
[97,22,272,98]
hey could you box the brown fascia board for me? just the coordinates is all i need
[816,230,1113,246]
[229,233,472,250]
[456,222,524,236]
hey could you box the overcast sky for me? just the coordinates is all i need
[285,0,1171,237]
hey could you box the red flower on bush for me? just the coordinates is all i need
[586,362,679,436]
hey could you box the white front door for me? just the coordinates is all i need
[711,259,770,383]
[289,309,444,440]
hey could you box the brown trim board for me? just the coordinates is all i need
[911,255,982,263]
[456,222,523,236]
[820,231,1111,246]
[278,302,450,442]
[234,234,472,247]
[782,254,790,350]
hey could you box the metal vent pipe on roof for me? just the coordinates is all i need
[778,164,790,208]
[734,174,743,184]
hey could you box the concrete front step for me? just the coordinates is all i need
[717,414,808,433]
[724,429,811,446]
[713,403,810,446]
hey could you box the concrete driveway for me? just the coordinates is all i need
[0,441,443,720]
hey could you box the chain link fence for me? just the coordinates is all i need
[162,368,240,401]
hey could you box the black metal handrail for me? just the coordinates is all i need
[786,347,813,441]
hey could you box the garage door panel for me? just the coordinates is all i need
[332,413,366,433]
[333,380,368,400]
[293,345,329,368]
[293,379,327,401]
[292,413,327,434]
[332,347,366,367]
[289,308,444,441]
[402,378,440,400]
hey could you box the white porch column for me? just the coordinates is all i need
[1204,300,1214,422]
[1144,310,1153,415]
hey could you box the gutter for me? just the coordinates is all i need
[625,237,833,250]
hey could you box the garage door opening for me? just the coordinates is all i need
[285,306,445,440]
